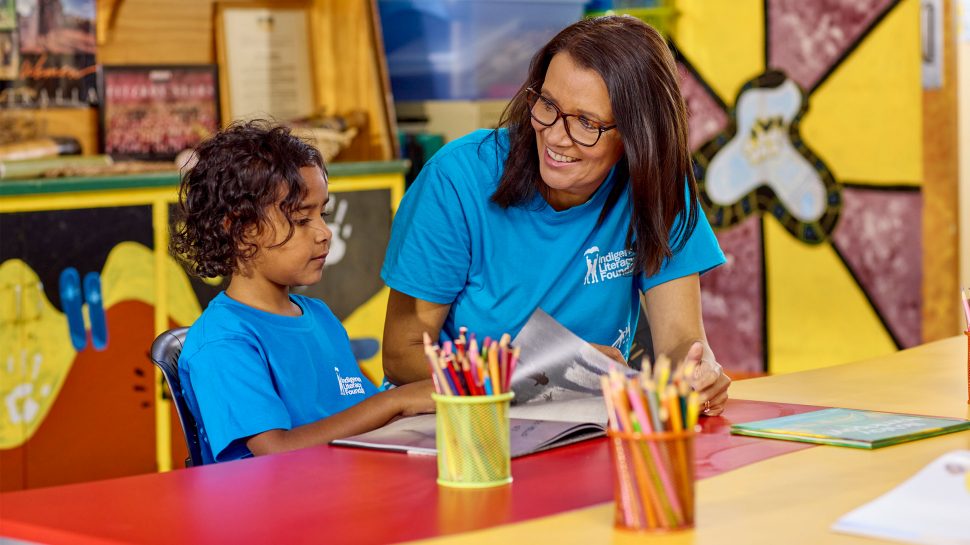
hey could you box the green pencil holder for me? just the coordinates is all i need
[433,392,514,488]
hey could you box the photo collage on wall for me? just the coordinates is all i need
[0,0,97,107]
[99,66,220,161]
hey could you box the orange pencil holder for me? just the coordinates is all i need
[433,392,514,488]
[607,428,697,532]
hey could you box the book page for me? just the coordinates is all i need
[832,450,970,545]
[511,308,636,405]
[333,414,438,455]
[509,396,608,427]
[331,411,605,458]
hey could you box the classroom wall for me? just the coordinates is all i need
[675,0,926,374]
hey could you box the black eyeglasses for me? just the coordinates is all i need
[525,87,617,147]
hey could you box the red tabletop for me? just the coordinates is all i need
[0,400,820,545]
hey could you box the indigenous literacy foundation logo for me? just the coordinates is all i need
[334,367,366,396]
[583,246,635,285]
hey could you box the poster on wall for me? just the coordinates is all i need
[0,0,98,107]
[0,0,16,29]
[0,29,17,81]
[214,2,316,122]
[0,1,16,80]
[99,65,221,160]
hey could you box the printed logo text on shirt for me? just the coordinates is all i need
[583,246,635,285]
[334,367,366,396]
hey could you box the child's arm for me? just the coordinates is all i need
[245,379,435,456]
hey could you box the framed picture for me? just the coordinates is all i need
[0,30,16,81]
[0,0,15,31]
[0,0,97,107]
[99,65,221,161]
[215,1,316,123]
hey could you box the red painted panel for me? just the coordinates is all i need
[1,301,158,491]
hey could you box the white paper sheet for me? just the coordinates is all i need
[832,450,970,545]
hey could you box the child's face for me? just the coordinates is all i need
[247,166,332,288]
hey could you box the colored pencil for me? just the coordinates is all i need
[423,328,517,397]
[601,357,701,531]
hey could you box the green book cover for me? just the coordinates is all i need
[730,408,970,449]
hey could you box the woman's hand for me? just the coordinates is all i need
[590,343,627,365]
[683,341,730,416]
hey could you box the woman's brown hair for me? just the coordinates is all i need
[491,15,697,276]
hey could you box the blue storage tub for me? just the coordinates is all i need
[378,0,587,100]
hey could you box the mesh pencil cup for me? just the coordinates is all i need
[607,428,698,532]
[433,392,514,488]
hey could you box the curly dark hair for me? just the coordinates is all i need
[171,120,325,278]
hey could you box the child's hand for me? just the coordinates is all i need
[392,379,436,417]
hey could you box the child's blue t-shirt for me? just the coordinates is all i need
[381,129,725,358]
[179,292,377,464]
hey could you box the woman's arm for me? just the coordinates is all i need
[382,289,452,385]
[246,379,436,456]
[642,273,731,415]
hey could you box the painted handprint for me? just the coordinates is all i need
[0,263,75,449]
[325,198,353,266]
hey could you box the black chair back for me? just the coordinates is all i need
[150,327,203,467]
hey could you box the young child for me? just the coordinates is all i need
[172,121,434,464]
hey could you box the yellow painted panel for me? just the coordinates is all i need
[342,287,390,386]
[0,260,76,449]
[100,241,202,327]
[800,0,922,184]
[0,188,175,214]
[764,217,896,374]
[674,0,764,104]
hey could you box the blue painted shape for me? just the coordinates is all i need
[59,268,87,350]
[84,272,108,350]
[349,338,379,362]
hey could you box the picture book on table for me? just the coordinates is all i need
[730,408,970,449]
[332,309,628,456]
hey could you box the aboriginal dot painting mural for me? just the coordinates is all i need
[675,0,922,374]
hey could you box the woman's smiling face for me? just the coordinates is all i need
[532,52,624,211]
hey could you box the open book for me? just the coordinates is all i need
[332,396,609,458]
[332,309,628,457]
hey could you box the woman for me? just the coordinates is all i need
[380,16,731,415]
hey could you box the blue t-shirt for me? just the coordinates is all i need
[179,292,377,464]
[381,129,725,357]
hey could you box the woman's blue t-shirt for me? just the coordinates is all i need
[381,129,725,357]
